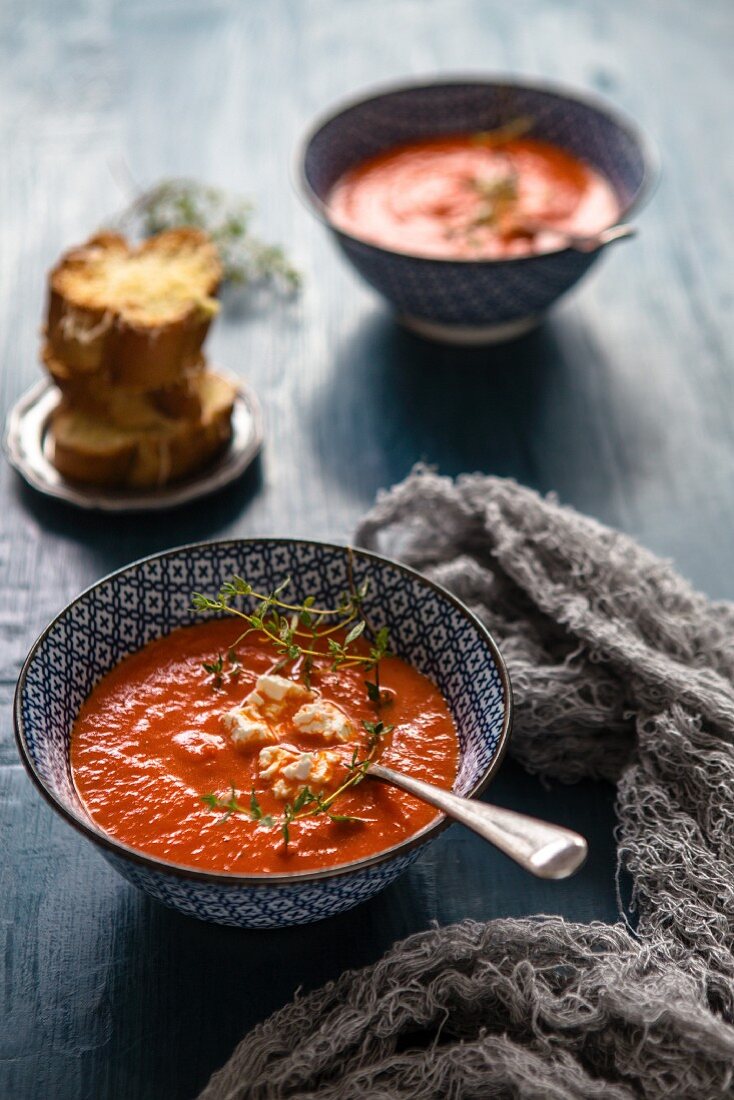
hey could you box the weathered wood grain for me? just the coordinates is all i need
[1,0,732,1096]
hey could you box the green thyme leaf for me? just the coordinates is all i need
[202,655,224,676]
[292,786,316,813]
[192,593,221,611]
[365,679,381,705]
[344,621,366,645]
[249,788,264,821]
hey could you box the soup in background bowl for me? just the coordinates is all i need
[299,77,655,345]
[327,132,621,261]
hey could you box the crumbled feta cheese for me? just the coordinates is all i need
[293,700,355,743]
[258,743,343,799]
[222,707,277,746]
[223,675,313,747]
[254,674,312,707]
[307,752,341,787]
[282,754,314,782]
[259,743,299,779]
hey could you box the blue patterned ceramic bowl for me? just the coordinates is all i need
[299,77,655,344]
[15,539,511,928]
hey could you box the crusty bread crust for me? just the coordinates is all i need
[46,229,222,391]
[49,370,236,489]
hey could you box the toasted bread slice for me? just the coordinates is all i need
[46,229,222,391]
[50,410,140,486]
[127,371,236,488]
[50,370,236,489]
[42,345,205,425]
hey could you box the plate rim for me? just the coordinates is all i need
[3,373,263,513]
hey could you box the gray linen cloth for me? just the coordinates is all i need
[200,469,734,1099]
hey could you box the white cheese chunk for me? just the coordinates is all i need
[293,700,355,743]
[307,752,341,787]
[223,675,313,748]
[282,754,314,782]
[272,778,292,800]
[259,743,300,779]
[258,743,342,800]
[254,674,312,707]
[222,706,277,747]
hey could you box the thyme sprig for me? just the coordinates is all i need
[201,653,225,687]
[202,786,274,827]
[194,569,395,848]
[459,117,534,242]
[192,575,390,690]
[117,178,301,292]
[472,115,534,146]
[469,174,519,240]
[200,718,392,846]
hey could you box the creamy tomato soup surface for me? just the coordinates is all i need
[327,133,620,260]
[71,619,460,873]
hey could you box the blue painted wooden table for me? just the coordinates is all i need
[1,2,732,1096]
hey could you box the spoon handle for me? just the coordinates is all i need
[570,223,637,253]
[521,221,637,253]
[368,763,588,880]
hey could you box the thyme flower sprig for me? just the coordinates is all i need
[117,178,301,292]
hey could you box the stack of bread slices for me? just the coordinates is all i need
[44,228,237,489]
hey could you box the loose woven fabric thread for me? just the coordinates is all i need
[200,469,734,1099]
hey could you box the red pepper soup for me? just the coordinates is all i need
[327,132,620,260]
[71,619,459,873]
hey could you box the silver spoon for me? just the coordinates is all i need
[369,762,588,880]
[563,223,637,254]
[523,222,637,254]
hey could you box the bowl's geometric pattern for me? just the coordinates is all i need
[302,80,652,326]
[16,540,510,927]
[101,845,424,928]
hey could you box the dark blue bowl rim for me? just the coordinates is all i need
[14,537,513,887]
[295,73,659,266]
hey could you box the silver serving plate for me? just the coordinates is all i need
[3,374,263,512]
